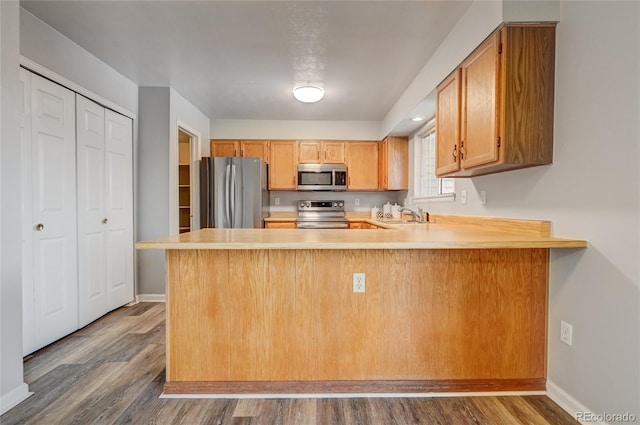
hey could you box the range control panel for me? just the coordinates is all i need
[297,200,345,212]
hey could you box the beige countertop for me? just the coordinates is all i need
[136,221,587,250]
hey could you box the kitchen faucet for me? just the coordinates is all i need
[398,206,424,223]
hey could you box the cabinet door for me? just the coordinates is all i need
[211,140,239,157]
[105,109,134,310]
[460,32,500,169]
[241,140,269,163]
[346,142,379,190]
[379,136,408,190]
[269,141,298,190]
[30,73,78,352]
[298,141,321,163]
[322,141,345,163]
[77,95,108,327]
[436,69,461,176]
[265,221,297,229]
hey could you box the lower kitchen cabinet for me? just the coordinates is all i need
[265,221,297,229]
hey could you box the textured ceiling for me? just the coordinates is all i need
[21,1,472,123]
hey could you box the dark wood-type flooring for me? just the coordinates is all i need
[2,303,579,425]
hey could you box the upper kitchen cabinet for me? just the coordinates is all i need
[240,140,270,163]
[298,140,345,164]
[210,139,270,163]
[435,69,462,176]
[346,141,379,190]
[378,136,408,190]
[210,139,239,156]
[269,140,298,190]
[436,23,556,177]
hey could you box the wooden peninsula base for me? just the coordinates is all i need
[165,248,548,394]
[136,216,586,395]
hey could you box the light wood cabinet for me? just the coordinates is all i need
[346,141,379,190]
[322,141,346,163]
[436,24,556,177]
[378,136,408,190]
[265,221,296,229]
[210,139,239,157]
[298,140,345,164]
[298,141,321,163]
[435,69,462,176]
[240,140,269,163]
[210,140,269,163]
[269,140,299,190]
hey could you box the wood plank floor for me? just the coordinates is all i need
[1,303,579,425]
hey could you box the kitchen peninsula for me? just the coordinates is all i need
[136,216,586,395]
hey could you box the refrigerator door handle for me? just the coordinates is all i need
[225,164,231,227]
[230,164,237,227]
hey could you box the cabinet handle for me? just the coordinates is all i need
[452,145,457,161]
[460,140,465,160]
[35,223,44,231]
[103,218,109,224]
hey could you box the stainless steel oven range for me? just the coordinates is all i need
[296,200,349,229]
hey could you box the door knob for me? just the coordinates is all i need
[35,223,44,231]
[102,218,109,224]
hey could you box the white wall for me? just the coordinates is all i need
[411,1,639,418]
[137,88,170,298]
[0,0,30,414]
[19,9,138,115]
[2,6,139,412]
[137,87,210,297]
[211,119,381,141]
[169,88,210,231]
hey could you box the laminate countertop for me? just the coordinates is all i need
[136,218,586,250]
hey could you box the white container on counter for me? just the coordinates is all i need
[383,202,392,218]
[371,206,379,219]
[391,203,401,219]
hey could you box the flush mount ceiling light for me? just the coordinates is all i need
[410,116,425,122]
[293,85,325,103]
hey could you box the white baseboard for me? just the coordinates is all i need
[0,383,32,415]
[161,390,546,399]
[136,294,166,303]
[547,380,610,425]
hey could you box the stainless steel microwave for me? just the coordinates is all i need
[297,163,347,191]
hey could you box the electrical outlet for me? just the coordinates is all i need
[355,198,360,206]
[480,190,487,205]
[275,197,280,206]
[353,273,365,293]
[560,321,573,346]
[461,189,467,205]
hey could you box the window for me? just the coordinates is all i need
[414,122,455,199]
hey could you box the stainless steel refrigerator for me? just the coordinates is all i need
[200,157,269,228]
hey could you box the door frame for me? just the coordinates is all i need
[174,122,202,232]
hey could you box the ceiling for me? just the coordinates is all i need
[21,1,472,128]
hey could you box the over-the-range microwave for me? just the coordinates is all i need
[297,163,347,191]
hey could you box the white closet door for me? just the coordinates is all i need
[20,69,36,355]
[76,95,107,327]
[30,73,78,349]
[104,109,134,310]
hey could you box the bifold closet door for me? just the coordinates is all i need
[76,95,108,326]
[21,69,78,354]
[104,109,134,311]
[77,95,133,327]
